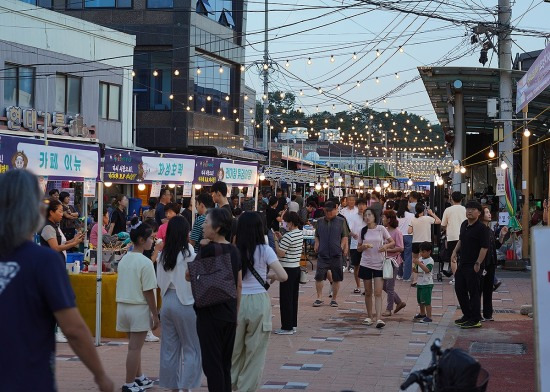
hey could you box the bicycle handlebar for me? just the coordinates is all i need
[400,372,419,390]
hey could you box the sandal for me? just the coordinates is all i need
[353,288,361,294]
[382,310,392,317]
[376,320,386,329]
[362,317,374,326]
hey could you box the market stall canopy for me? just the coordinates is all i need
[0,134,100,180]
[419,66,550,137]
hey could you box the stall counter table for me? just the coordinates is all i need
[69,273,125,339]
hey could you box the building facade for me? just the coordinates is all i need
[51,0,248,153]
[0,0,135,147]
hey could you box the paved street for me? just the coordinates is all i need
[56,267,534,392]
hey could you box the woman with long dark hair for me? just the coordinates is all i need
[381,210,406,316]
[193,208,242,392]
[397,199,414,280]
[408,203,441,287]
[157,216,202,392]
[232,212,287,392]
[273,211,304,335]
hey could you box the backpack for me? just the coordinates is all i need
[187,243,237,308]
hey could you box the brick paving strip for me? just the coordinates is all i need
[55,268,532,391]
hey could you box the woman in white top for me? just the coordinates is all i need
[397,199,415,281]
[408,203,441,286]
[157,216,202,392]
[233,212,288,392]
[357,208,395,329]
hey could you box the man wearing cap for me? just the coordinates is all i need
[313,201,349,308]
[451,200,490,329]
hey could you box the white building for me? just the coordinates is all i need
[0,0,135,147]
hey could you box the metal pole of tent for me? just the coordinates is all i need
[191,186,196,227]
[95,160,105,347]
[254,183,259,211]
[82,197,88,252]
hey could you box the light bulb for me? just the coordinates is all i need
[153,70,158,77]
[240,65,245,71]
[488,149,495,158]
[285,60,290,67]
[399,46,404,53]
[194,184,202,190]
[460,166,466,174]
[318,87,323,94]
[383,181,389,188]
[219,66,224,73]
[299,89,303,96]
[225,96,230,101]
[131,70,135,77]
[323,183,328,189]
[169,94,174,100]
[501,160,508,170]
[359,180,364,187]
[259,173,265,181]
[353,52,357,60]
[376,49,381,57]
[137,184,146,191]
[330,55,335,63]
[307,58,312,65]
[524,129,531,137]
[437,178,444,186]
[168,184,175,189]
[407,179,413,186]
[104,182,112,187]
[196,67,201,74]
[263,63,268,70]
[315,183,321,190]
[188,95,193,100]
[376,77,380,84]
[356,81,361,87]
[337,84,341,90]
[395,73,399,79]
[174,69,180,76]
[338,177,343,183]
[244,95,248,100]
[375,185,381,192]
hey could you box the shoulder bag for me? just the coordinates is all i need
[381,227,398,280]
[247,249,270,290]
[187,243,237,308]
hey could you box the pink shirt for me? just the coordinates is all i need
[387,228,404,264]
[90,223,107,247]
[157,222,168,241]
[359,225,391,270]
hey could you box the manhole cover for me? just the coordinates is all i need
[469,342,526,355]
[493,309,517,314]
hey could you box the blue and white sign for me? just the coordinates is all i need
[219,162,258,185]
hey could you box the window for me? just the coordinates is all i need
[134,51,172,111]
[147,0,172,8]
[4,64,34,108]
[193,54,233,116]
[55,74,81,114]
[19,0,52,7]
[196,0,235,29]
[99,83,121,121]
[66,0,131,9]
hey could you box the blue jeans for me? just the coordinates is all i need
[402,235,413,280]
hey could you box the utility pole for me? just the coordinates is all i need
[498,0,513,184]
[262,0,269,154]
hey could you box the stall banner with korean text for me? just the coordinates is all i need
[194,157,218,185]
[0,134,99,180]
[104,148,195,184]
[219,162,258,185]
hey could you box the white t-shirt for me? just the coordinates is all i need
[116,252,157,305]
[347,212,366,249]
[41,224,68,260]
[397,212,414,237]
[410,216,435,243]
[359,225,391,270]
[157,245,196,306]
[242,244,279,294]
[441,205,466,242]
[340,206,358,223]
[417,256,434,286]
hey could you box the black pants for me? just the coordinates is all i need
[196,313,236,392]
[454,264,482,323]
[444,241,458,271]
[279,267,300,330]
[481,264,496,319]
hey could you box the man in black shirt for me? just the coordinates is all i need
[266,196,280,232]
[211,181,236,242]
[451,200,489,329]
[275,189,287,214]
[155,188,172,226]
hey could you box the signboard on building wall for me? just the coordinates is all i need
[0,134,100,180]
[516,41,550,113]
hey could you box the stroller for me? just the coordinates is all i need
[401,339,489,392]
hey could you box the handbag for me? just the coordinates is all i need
[299,268,308,284]
[187,243,237,308]
[381,229,397,279]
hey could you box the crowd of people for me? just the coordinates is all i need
[2,168,544,392]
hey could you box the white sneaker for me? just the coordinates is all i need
[56,331,68,343]
[145,330,160,342]
[449,279,455,285]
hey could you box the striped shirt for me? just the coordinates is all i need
[190,214,206,253]
[278,228,303,268]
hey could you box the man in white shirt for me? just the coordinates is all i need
[348,198,367,292]
[441,191,466,279]
[339,195,358,273]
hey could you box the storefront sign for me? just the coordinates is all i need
[182,182,192,197]
[150,181,162,198]
[142,156,195,183]
[495,168,506,196]
[219,162,257,185]
[84,178,96,198]
[194,157,218,185]
[5,107,93,138]
[246,186,254,198]
[0,134,99,180]
[516,41,550,113]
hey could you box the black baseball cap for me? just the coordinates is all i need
[324,201,337,211]
[465,200,483,213]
